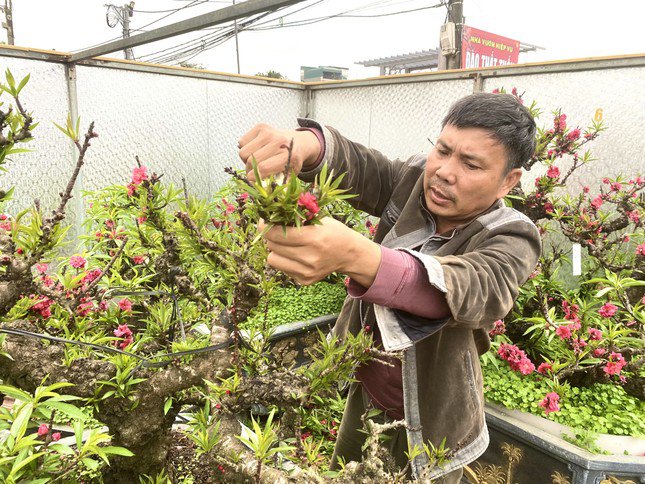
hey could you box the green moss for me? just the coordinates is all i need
[482,360,645,438]
[241,282,346,331]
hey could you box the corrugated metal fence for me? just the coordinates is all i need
[1,47,643,234]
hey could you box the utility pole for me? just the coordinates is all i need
[105,3,135,60]
[438,0,464,70]
[122,2,134,60]
[233,0,241,73]
[1,0,14,45]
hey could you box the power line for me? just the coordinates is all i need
[138,0,326,64]
[248,3,444,31]
[73,0,208,53]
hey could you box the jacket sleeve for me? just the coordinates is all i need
[297,119,410,217]
[409,220,541,330]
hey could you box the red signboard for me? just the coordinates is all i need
[461,26,520,69]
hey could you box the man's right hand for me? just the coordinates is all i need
[238,124,322,181]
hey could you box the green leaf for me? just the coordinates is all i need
[8,451,46,479]
[81,457,100,471]
[0,385,33,403]
[5,69,16,90]
[164,397,173,415]
[16,74,30,95]
[41,401,87,421]
[101,445,135,457]
[10,402,33,441]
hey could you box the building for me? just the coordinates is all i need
[300,65,348,82]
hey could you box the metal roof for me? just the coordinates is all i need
[356,49,439,69]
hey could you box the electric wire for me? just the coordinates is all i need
[144,0,435,65]
[138,0,326,64]
[247,1,443,31]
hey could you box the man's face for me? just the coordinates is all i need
[423,124,522,233]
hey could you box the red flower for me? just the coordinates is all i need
[539,392,560,415]
[30,296,54,319]
[603,352,626,375]
[52,432,61,441]
[70,255,87,269]
[537,362,552,375]
[610,182,622,192]
[554,114,567,131]
[638,244,645,256]
[132,255,145,264]
[567,128,581,141]
[555,324,572,340]
[588,328,602,340]
[114,324,134,349]
[35,263,48,274]
[127,183,137,197]
[297,192,320,220]
[546,166,560,179]
[132,166,148,185]
[38,424,49,436]
[497,343,534,374]
[118,299,132,312]
[77,301,94,317]
[598,303,618,318]
[489,319,506,337]
[626,211,640,223]
[562,300,580,322]
[593,348,606,357]
[590,196,603,210]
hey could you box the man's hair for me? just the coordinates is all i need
[442,92,536,172]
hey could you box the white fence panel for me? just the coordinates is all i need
[0,58,72,213]
[483,66,645,189]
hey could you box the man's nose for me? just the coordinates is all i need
[435,156,458,184]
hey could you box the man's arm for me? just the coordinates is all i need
[412,222,541,329]
[238,121,414,218]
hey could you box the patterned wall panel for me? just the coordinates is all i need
[368,80,474,160]
[0,58,72,214]
[309,80,473,161]
[76,66,212,201]
[310,87,373,147]
[207,81,302,190]
[483,67,645,191]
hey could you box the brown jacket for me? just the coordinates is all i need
[299,120,541,478]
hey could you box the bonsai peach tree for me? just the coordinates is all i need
[486,88,644,442]
[1,71,449,482]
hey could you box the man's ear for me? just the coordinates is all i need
[497,168,523,198]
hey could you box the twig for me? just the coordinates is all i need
[78,238,127,298]
[181,177,190,207]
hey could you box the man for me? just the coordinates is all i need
[238,93,541,482]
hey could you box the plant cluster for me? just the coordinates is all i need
[0,70,443,482]
[486,88,643,444]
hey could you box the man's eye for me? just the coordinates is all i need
[465,162,480,170]
[437,149,448,157]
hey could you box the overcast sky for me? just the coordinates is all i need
[7,0,645,80]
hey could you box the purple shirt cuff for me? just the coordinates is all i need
[296,127,325,169]
[347,247,450,320]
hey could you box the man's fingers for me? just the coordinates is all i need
[266,251,320,285]
[238,124,266,148]
[264,224,313,246]
[246,153,292,181]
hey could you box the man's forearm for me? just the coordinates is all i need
[347,246,451,320]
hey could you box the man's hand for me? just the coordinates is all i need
[262,217,382,287]
[238,124,322,181]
